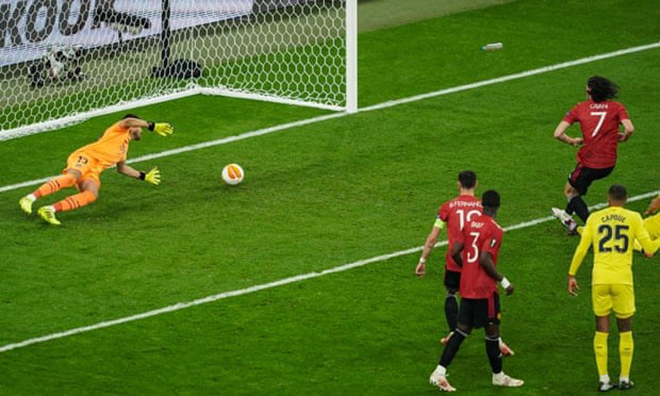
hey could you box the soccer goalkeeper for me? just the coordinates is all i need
[19,115,173,225]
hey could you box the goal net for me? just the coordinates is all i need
[0,0,356,140]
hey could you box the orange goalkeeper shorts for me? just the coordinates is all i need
[65,150,103,186]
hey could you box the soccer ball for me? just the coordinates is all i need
[222,163,244,186]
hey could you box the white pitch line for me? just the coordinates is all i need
[358,41,660,113]
[1,41,659,195]
[1,190,657,354]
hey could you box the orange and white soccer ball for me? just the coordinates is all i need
[222,163,244,186]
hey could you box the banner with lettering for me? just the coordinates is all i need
[0,0,255,66]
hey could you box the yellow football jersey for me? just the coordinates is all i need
[569,206,660,285]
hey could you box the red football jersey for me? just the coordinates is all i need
[458,214,503,299]
[438,195,482,272]
[563,100,630,169]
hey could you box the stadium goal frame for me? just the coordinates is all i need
[0,0,358,141]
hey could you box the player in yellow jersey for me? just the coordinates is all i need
[567,184,660,392]
[18,114,173,225]
[632,194,660,252]
[644,194,660,236]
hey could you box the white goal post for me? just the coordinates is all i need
[0,0,357,141]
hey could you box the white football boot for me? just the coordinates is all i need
[493,372,524,388]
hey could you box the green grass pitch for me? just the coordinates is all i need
[1,0,659,393]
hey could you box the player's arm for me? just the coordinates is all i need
[646,195,660,216]
[450,240,464,268]
[553,121,583,146]
[478,251,513,295]
[118,118,150,130]
[116,161,161,185]
[118,117,173,136]
[567,220,593,296]
[416,220,444,277]
[632,213,659,256]
[618,119,634,142]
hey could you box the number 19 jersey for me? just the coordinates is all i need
[569,206,660,285]
[438,195,482,272]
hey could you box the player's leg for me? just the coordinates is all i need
[551,165,582,233]
[592,285,616,391]
[483,295,523,388]
[429,300,473,391]
[441,270,460,344]
[616,317,634,390]
[498,332,515,356]
[485,323,502,375]
[594,315,614,391]
[565,169,590,224]
[570,166,614,224]
[55,178,99,212]
[612,284,635,390]
[38,178,99,225]
[19,169,82,215]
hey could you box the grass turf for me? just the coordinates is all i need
[1,0,660,393]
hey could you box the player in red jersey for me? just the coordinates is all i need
[428,190,523,392]
[416,171,514,356]
[551,76,634,234]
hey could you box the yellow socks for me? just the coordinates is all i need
[594,331,609,380]
[619,331,633,381]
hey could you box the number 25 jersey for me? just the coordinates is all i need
[569,206,660,285]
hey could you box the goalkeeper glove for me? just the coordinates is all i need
[147,122,174,137]
[140,167,161,185]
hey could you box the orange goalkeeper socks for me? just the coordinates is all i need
[53,190,97,212]
[33,174,77,198]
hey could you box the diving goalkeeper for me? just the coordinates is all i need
[19,115,173,225]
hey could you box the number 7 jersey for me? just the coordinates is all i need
[569,206,660,285]
[563,99,629,169]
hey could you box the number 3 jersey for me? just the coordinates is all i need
[569,206,660,285]
[562,99,629,169]
[457,214,504,299]
[438,195,482,273]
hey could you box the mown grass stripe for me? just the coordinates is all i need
[1,189,657,354]
[1,41,658,195]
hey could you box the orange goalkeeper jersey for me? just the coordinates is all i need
[77,122,131,170]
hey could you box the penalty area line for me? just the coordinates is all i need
[0,189,657,354]
[1,41,659,195]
